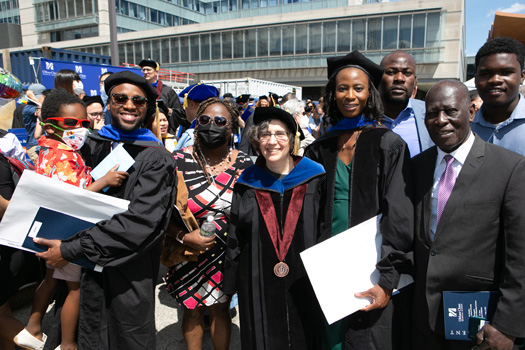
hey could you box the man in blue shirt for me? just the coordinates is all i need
[379,51,433,157]
[471,37,525,156]
[174,84,220,150]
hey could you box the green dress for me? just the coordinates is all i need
[323,158,352,350]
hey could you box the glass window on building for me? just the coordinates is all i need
[58,0,66,20]
[151,9,158,23]
[337,20,351,53]
[75,0,84,15]
[399,14,411,48]
[68,0,75,17]
[151,40,161,61]
[352,19,365,51]
[282,25,294,55]
[143,41,152,61]
[161,39,170,63]
[309,22,321,54]
[170,37,180,63]
[245,29,256,58]
[426,12,441,47]
[119,43,127,63]
[125,42,133,63]
[367,17,381,50]
[233,30,244,58]
[190,35,199,61]
[228,0,236,11]
[180,36,190,62]
[323,21,336,53]
[413,13,425,48]
[120,0,128,15]
[48,2,57,21]
[295,23,307,54]
[138,5,146,20]
[222,32,232,59]
[269,26,281,56]
[35,4,44,22]
[85,0,93,14]
[134,42,142,64]
[129,2,137,18]
[211,32,221,60]
[383,16,398,50]
[242,0,249,10]
[201,34,211,60]
[257,27,268,57]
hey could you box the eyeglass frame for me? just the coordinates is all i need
[258,131,290,143]
[197,114,231,128]
[110,93,148,107]
[45,117,91,128]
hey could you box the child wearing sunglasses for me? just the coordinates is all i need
[14,90,128,350]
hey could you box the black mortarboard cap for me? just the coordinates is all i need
[326,50,384,88]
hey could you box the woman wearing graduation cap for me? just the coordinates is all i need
[224,107,327,349]
[304,51,413,349]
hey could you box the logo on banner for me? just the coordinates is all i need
[90,90,98,96]
[101,68,107,74]
[45,62,54,71]
[75,66,83,74]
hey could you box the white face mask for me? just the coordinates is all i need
[73,81,84,95]
[61,127,89,150]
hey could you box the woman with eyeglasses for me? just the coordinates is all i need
[304,51,413,350]
[83,95,105,130]
[164,97,252,350]
[223,107,326,349]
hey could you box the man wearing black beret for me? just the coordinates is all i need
[139,58,186,134]
[36,70,177,350]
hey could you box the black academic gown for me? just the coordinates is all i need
[224,156,326,350]
[304,126,414,350]
[58,132,177,350]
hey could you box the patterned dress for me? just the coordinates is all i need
[166,149,252,309]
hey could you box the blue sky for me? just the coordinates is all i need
[465,0,525,56]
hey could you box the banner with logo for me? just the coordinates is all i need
[40,59,142,97]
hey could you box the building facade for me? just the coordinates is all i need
[10,0,465,96]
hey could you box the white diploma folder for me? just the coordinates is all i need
[300,215,413,325]
[0,171,130,265]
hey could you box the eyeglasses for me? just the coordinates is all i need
[259,131,289,143]
[111,93,148,107]
[197,114,230,127]
[88,112,104,118]
[46,117,91,128]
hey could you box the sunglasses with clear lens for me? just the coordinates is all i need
[111,93,148,106]
[197,115,230,127]
[46,117,91,128]
[259,131,290,143]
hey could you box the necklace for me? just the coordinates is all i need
[199,147,233,177]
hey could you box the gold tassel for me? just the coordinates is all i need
[154,103,162,140]
[292,123,301,156]
[183,83,201,109]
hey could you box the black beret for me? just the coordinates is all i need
[253,107,305,141]
[157,100,169,116]
[138,59,158,70]
[327,50,384,88]
[82,95,104,107]
[104,70,158,105]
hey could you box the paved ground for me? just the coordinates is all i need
[13,265,241,350]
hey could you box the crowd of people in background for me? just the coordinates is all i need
[0,35,525,350]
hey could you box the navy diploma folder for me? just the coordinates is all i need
[22,207,100,271]
[443,291,498,340]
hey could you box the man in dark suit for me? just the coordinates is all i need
[412,80,525,350]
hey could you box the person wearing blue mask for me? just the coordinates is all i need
[174,83,220,151]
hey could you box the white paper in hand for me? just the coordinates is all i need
[90,143,134,180]
[300,215,413,325]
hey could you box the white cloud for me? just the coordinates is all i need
[486,2,525,18]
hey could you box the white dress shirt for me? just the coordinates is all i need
[430,132,475,240]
